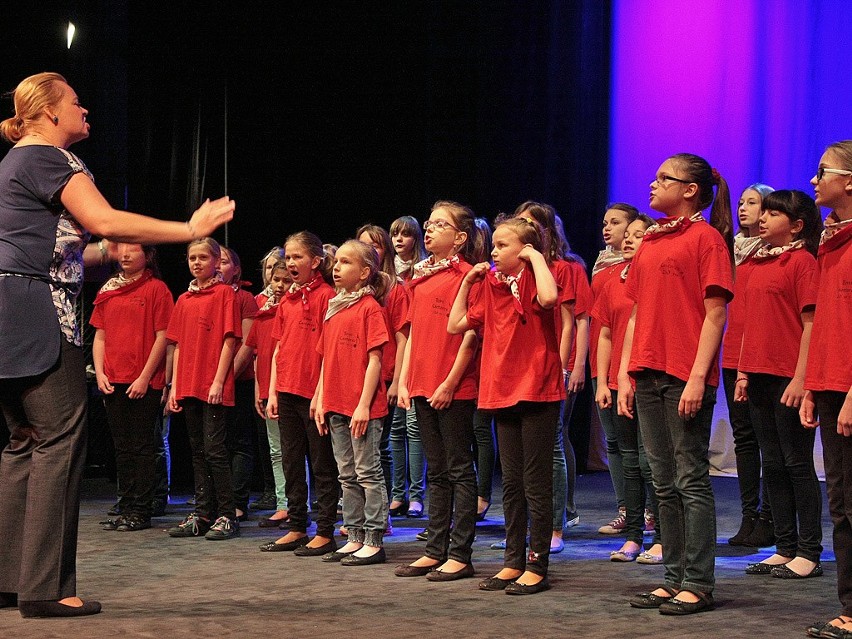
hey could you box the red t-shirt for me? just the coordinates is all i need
[590,262,624,379]
[625,221,733,387]
[466,268,564,409]
[554,259,591,371]
[89,273,174,390]
[235,287,259,382]
[245,304,278,401]
[806,224,852,392]
[720,257,758,369]
[381,283,410,383]
[318,295,389,419]
[738,248,816,378]
[271,281,335,399]
[590,274,632,391]
[405,260,478,401]
[166,282,242,406]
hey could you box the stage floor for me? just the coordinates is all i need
[1,471,836,638]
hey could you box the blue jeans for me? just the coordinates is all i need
[634,370,716,594]
[389,404,425,503]
[592,377,625,509]
[748,373,821,562]
[414,397,476,564]
[611,388,657,545]
[328,413,388,547]
[552,378,577,530]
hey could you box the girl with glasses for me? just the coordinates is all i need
[618,153,734,615]
[801,140,852,639]
[393,200,487,582]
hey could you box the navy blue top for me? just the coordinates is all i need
[0,145,91,378]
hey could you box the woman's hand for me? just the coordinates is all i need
[351,406,369,438]
[800,390,818,429]
[168,388,182,413]
[464,262,489,285]
[734,377,748,403]
[188,196,236,238]
[781,377,806,408]
[616,373,634,418]
[207,380,224,405]
[596,383,612,409]
[387,380,399,409]
[678,378,705,420]
[266,393,279,420]
[397,383,411,410]
[428,380,456,410]
[126,376,150,399]
[96,372,114,395]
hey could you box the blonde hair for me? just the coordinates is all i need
[336,239,393,305]
[0,72,67,143]
[188,237,221,260]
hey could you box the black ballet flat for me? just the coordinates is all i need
[394,563,437,577]
[259,536,308,552]
[658,590,714,615]
[504,576,551,595]
[19,599,102,618]
[478,576,516,591]
[629,585,678,609]
[341,548,386,566]
[426,563,475,582]
[745,560,786,575]
[389,500,409,517]
[772,562,823,579]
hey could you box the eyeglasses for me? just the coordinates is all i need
[816,167,852,181]
[655,173,692,185]
[423,219,459,233]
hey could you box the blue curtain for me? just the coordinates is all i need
[609,0,852,212]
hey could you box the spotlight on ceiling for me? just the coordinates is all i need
[67,22,76,49]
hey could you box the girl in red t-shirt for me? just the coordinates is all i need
[733,189,822,580]
[387,216,428,519]
[591,203,639,535]
[357,224,409,530]
[393,200,487,582]
[722,183,777,548]
[234,259,291,527]
[219,246,259,521]
[801,140,852,638]
[166,237,242,540]
[260,231,339,556]
[91,243,173,532]
[617,153,734,615]
[449,215,561,594]
[593,215,662,564]
[312,239,392,564]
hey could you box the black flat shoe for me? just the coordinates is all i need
[629,586,678,609]
[745,560,787,575]
[19,600,102,618]
[394,563,437,577]
[478,576,516,591]
[426,563,475,582]
[505,577,550,595]
[116,516,151,532]
[772,562,823,579]
[341,548,386,566]
[658,591,714,615]
[322,550,356,563]
[259,536,308,552]
[407,502,424,518]
[0,592,17,608]
[389,500,409,517]
[258,516,290,528]
[294,539,337,557]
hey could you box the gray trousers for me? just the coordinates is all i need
[0,340,87,601]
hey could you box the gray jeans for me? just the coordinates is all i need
[328,413,388,546]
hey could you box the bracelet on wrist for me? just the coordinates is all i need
[736,377,748,383]
[186,220,198,240]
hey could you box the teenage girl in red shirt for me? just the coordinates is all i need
[234,259,291,527]
[387,216,428,519]
[91,243,173,532]
[618,153,734,615]
[801,140,852,639]
[592,203,639,535]
[722,183,776,547]
[594,215,661,564]
[220,246,259,521]
[449,215,561,595]
[394,201,486,581]
[313,239,392,564]
[166,237,242,540]
[734,189,822,580]
[260,231,339,556]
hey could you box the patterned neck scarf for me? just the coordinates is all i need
[752,239,805,261]
[187,271,224,293]
[733,233,764,266]
[258,293,280,313]
[591,247,625,277]
[258,283,274,301]
[643,212,705,239]
[324,286,375,321]
[411,253,461,281]
[286,272,324,305]
[230,279,252,292]
[394,254,413,281]
[820,212,852,245]
[493,268,524,315]
[98,268,151,295]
